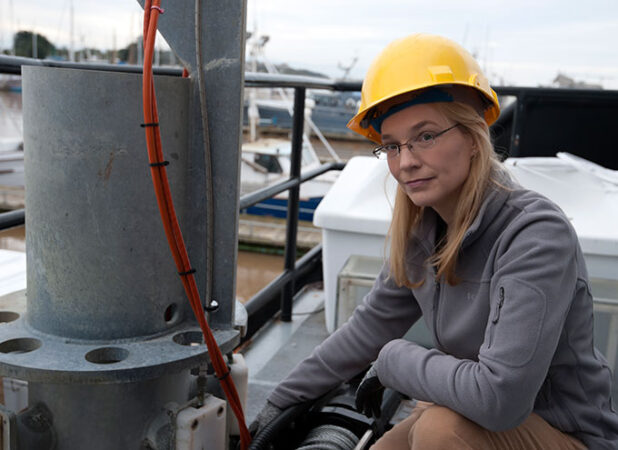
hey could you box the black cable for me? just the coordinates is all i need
[249,401,314,450]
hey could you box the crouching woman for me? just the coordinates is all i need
[254,33,618,449]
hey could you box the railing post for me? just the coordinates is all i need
[510,91,524,157]
[281,87,306,321]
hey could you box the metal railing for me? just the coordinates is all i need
[0,208,24,230]
[0,55,349,341]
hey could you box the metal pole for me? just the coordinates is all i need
[281,87,305,322]
[0,64,240,450]
[138,0,248,328]
[510,92,525,157]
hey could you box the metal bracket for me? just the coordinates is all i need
[0,404,17,450]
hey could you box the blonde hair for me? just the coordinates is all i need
[388,101,503,287]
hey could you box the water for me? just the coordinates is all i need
[0,226,25,253]
[236,250,283,303]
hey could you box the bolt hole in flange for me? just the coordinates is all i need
[164,303,179,324]
[172,331,204,347]
[0,337,42,354]
[0,311,20,323]
[85,347,129,364]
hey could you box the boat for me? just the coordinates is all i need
[0,139,22,153]
[242,30,361,141]
[0,75,21,93]
[242,91,361,140]
[241,136,337,222]
[241,38,343,225]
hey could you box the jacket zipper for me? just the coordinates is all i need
[488,287,505,348]
[433,279,444,349]
[493,287,505,323]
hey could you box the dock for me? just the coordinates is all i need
[238,213,321,250]
[0,151,24,210]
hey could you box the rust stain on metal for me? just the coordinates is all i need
[100,151,116,182]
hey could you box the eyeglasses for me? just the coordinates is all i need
[372,123,460,160]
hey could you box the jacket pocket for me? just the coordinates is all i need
[487,286,505,348]
[484,278,546,367]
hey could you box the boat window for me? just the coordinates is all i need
[254,153,283,174]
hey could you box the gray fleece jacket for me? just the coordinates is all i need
[268,177,618,449]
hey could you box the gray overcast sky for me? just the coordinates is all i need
[2,0,618,89]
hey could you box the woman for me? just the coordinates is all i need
[254,33,618,449]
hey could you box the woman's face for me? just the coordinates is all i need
[381,103,475,225]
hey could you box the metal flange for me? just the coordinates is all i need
[0,300,239,384]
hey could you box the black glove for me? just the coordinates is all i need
[249,401,283,437]
[355,363,384,418]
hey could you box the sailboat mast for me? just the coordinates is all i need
[69,0,74,61]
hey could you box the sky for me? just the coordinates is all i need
[1,0,618,89]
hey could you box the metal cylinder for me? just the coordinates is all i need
[0,66,239,450]
[23,66,200,340]
[28,371,194,450]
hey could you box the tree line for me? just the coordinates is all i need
[1,31,162,64]
[2,30,328,77]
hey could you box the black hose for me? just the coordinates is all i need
[249,388,402,449]
[249,401,314,450]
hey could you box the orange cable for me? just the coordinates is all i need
[141,3,251,448]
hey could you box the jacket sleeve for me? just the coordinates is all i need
[375,210,579,431]
[268,261,421,409]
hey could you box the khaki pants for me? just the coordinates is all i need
[371,402,587,450]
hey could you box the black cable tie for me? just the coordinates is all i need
[149,161,169,167]
[140,122,159,128]
[217,370,230,381]
[178,268,196,277]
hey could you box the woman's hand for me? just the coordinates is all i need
[355,364,385,418]
[249,401,283,437]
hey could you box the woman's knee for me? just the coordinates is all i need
[409,405,483,449]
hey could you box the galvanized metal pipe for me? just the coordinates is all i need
[0,65,239,449]
[22,67,200,339]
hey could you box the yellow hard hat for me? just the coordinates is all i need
[347,33,500,143]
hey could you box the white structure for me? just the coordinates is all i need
[314,157,396,333]
[504,153,618,280]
